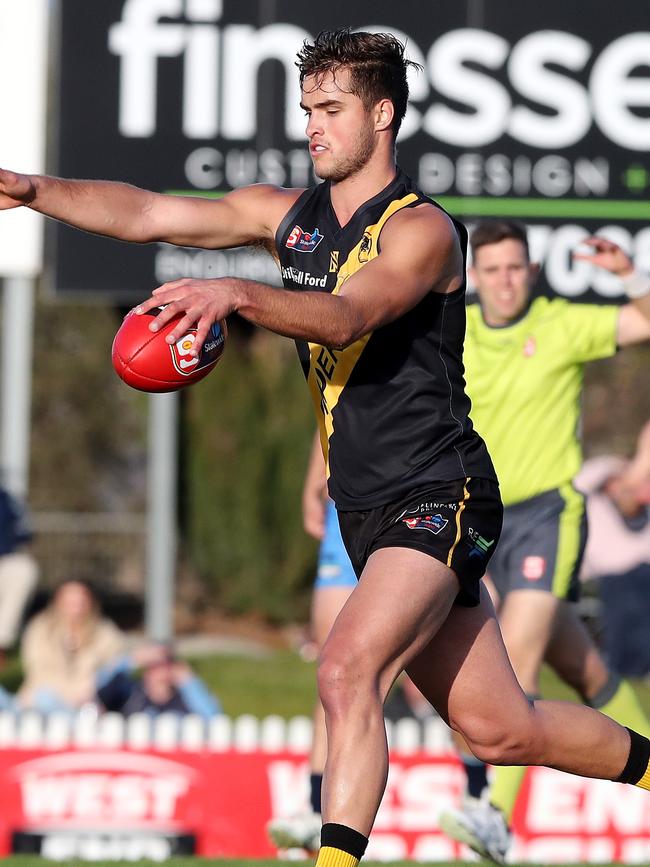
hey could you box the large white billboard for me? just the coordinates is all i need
[0,0,48,277]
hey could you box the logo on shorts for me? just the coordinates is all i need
[522,555,546,580]
[467,528,495,559]
[402,513,449,535]
[286,225,324,252]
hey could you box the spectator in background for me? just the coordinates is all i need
[577,421,650,676]
[96,641,221,719]
[18,579,126,713]
[383,674,437,726]
[0,485,38,667]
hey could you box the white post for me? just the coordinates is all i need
[145,391,179,641]
[1,277,35,499]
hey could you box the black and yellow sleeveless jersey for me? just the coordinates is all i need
[275,168,496,510]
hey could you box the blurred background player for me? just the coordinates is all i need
[0,484,38,668]
[439,226,650,862]
[577,420,650,677]
[268,432,356,852]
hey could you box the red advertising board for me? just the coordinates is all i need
[1,743,650,861]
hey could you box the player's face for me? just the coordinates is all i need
[301,68,377,182]
[470,238,539,326]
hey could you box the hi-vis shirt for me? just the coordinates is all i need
[464,296,619,507]
[275,169,496,511]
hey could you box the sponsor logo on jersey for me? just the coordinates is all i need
[523,336,537,357]
[402,514,449,535]
[467,528,495,558]
[358,231,373,263]
[522,555,546,580]
[281,265,327,287]
[329,250,339,272]
[286,224,324,253]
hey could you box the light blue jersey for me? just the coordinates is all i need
[315,500,358,589]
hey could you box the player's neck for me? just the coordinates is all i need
[330,153,397,228]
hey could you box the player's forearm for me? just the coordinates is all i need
[633,295,650,322]
[26,175,162,243]
[622,271,650,322]
[234,279,365,348]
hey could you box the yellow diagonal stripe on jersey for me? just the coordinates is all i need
[308,193,419,472]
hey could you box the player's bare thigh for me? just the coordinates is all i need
[406,585,535,758]
[318,546,461,704]
[498,589,561,693]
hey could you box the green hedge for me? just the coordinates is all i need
[183,329,318,622]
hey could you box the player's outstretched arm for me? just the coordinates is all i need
[136,203,463,354]
[302,430,328,541]
[574,236,650,346]
[0,167,297,250]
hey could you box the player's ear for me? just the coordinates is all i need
[468,265,478,293]
[529,261,541,283]
[375,99,394,132]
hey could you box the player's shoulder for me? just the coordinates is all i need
[540,295,615,324]
[381,198,458,252]
[528,294,572,323]
[223,183,306,237]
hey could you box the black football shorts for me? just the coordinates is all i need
[337,477,503,606]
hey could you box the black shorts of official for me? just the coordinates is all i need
[337,477,503,607]
[488,483,587,602]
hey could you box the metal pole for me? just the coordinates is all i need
[1,276,35,500]
[145,390,179,641]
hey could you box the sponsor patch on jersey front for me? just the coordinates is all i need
[280,265,327,287]
[523,336,537,357]
[286,225,324,253]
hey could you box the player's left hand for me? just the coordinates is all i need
[573,237,634,277]
[135,277,238,355]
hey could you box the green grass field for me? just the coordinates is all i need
[2,631,649,720]
[189,648,650,720]
[3,859,648,867]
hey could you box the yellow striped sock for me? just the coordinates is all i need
[316,846,360,867]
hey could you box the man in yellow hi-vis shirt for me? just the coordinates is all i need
[440,223,650,862]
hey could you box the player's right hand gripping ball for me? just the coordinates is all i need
[111,308,227,393]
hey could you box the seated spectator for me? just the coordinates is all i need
[576,421,650,676]
[0,485,38,667]
[96,642,221,719]
[17,579,126,713]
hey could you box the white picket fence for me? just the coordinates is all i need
[0,710,453,754]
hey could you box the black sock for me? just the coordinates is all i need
[461,756,489,799]
[615,727,650,786]
[320,823,368,859]
[310,772,323,813]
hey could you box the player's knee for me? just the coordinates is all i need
[317,648,375,716]
[459,715,537,766]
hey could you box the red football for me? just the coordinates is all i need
[111,308,227,393]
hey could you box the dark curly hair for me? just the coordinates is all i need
[296,28,420,138]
